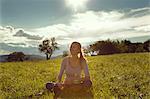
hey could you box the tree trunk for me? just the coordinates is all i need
[49,54,52,59]
[46,53,50,60]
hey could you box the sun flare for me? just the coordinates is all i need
[65,0,89,12]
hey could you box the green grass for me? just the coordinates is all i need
[0,53,150,99]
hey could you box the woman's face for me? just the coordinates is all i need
[70,43,81,56]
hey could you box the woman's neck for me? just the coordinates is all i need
[71,55,78,60]
[69,55,80,67]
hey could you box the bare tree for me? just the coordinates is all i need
[38,37,59,60]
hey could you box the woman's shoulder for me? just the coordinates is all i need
[81,58,87,63]
[62,56,70,62]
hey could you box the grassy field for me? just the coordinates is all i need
[0,53,150,99]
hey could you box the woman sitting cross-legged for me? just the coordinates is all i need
[48,41,93,99]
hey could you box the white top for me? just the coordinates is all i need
[58,57,90,84]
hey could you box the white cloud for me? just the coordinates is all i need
[13,29,43,40]
[33,7,150,45]
[0,26,42,48]
[130,7,150,13]
[0,7,150,55]
[70,11,125,34]
[134,25,150,32]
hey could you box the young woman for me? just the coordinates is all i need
[52,41,93,98]
[57,41,91,85]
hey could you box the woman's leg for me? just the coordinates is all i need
[46,82,63,99]
[81,80,94,99]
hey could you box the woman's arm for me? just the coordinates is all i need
[57,58,66,82]
[82,60,90,80]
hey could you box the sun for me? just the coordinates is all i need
[65,0,89,12]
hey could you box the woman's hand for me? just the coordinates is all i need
[56,82,63,89]
[83,79,92,88]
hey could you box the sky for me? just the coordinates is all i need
[0,0,150,56]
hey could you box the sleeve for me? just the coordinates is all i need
[83,62,90,80]
[57,58,66,82]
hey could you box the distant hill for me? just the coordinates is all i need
[0,54,45,62]
[0,54,64,62]
[0,55,8,62]
[24,55,45,61]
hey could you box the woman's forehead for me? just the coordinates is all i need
[71,43,80,47]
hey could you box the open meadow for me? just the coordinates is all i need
[0,53,150,99]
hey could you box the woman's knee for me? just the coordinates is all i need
[45,82,62,95]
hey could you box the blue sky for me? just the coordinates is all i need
[0,0,150,56]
